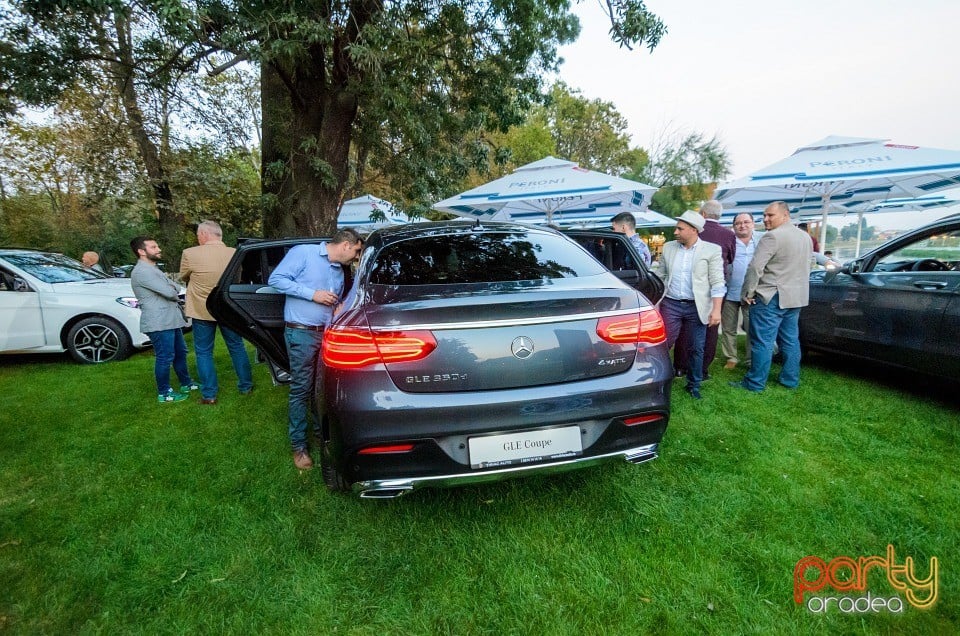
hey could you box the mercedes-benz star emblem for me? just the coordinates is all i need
[511,336,535,360]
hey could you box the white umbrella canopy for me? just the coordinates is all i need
[432,156,659,226]
[715,136,960,247]
[551,209,676,229]
[337,195,408,232]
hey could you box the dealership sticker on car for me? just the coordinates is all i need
[469,426,583,469]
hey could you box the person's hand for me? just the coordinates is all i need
[312,290,339,306]
[708,310,721,327]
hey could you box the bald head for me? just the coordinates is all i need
[762,201,792,231]
[81,252,99,268]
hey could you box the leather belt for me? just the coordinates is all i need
[285,322,326,332]
[665,297,695,303]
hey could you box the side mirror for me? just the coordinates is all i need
[822,259,855,283]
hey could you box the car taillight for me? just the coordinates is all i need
[357,443,415,455]
[596,309,666,345]
[637,308,666,345]
[623,414,665,427]
[322,327,437,369]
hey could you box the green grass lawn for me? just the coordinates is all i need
[1,339,957,634]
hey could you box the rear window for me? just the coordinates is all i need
[367,230,605,286]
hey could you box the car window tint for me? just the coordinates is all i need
[239,246,290,284]
[877,229,960,271]
[609,240,640,271]
[368,231,605,285]
[4,253,107,283]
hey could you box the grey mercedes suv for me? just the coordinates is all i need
[209,221,672,498]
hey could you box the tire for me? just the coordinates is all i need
[66,316,133,364]
[320,439,349,493]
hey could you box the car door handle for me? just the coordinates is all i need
[913,280,948,290]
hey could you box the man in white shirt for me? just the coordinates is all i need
[655,211,726,399]
[721,213,758,370]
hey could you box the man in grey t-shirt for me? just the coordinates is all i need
[129,236,198,403]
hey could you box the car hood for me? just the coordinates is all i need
[51,279,147,296]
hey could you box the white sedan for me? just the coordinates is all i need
[0,248,153,363]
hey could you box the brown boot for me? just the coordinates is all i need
[293,450,314,470]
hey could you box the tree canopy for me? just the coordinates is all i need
[1,0,668,240]
[627,130,731,216]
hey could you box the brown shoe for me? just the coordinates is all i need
[293,450,314,470]
[723,361,737,370]
[199,397,218,405]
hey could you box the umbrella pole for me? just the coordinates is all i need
[855,210,864,257]
[819,195,830,253]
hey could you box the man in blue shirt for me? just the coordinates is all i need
[610,211,652,268]
[269,229,364,470]
[721,213,759,370]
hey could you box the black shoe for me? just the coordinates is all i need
[674,368,686,378]
[684,384,702,400]
[702,371,711,381]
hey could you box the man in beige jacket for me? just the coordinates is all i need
[179,220,252,404]
[731,201,813,392]
[655,211,726,400]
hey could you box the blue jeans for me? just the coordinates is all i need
[744,293,802,390]
[192,319,253,400]
[147,328,193,395]
[661,298,706,390]
[284,326,324,452]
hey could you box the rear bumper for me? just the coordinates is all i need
[353,442,660,499]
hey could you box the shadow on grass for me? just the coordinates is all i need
[803,350,960,410]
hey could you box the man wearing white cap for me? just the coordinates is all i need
[655,211,726,399]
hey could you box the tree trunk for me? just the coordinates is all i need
[109,13,182,259]
[260,64,297,238]
[260,4,373,238]
[261,70,358,237]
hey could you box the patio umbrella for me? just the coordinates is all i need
[715,136,960,248]
[551,208,676,229]
[432,156,659,226]
[337,195,408,232]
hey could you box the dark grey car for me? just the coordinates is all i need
[800,214,960,381]
[210,221,672,498]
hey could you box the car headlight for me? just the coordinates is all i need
[117,297,140,309]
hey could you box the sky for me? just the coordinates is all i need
[555,0,960,230]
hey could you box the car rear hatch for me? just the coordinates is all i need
[331,282,656,392]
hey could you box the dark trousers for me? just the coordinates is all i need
[674,323,718,375]
[661,298,706,390]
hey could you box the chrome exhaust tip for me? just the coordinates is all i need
[358,487,414,499]
[624,451,658,465]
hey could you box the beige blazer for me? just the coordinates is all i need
[179,241,236,321]
[656,240,725,325]
[741,223,813,309]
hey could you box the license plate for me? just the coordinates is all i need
[468,426,583,469]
